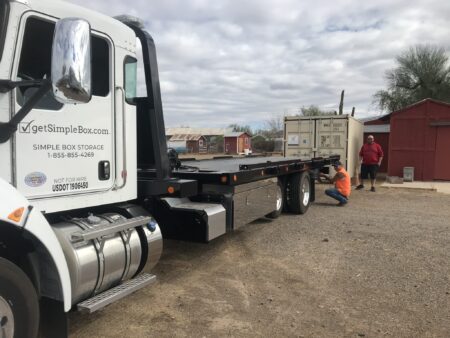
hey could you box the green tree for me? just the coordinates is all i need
[228,124,252,134]
[255,114,284,139]
[373,45,450,112]
[300,105,336,116]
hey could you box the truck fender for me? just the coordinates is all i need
[0,178,72,312]
[0,178,30,227]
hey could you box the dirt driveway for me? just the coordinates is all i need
[69,185,450,337]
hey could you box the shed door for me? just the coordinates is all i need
[238,137,244,153]
[434,127,450,180]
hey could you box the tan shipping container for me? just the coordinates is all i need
[284,115,364,178]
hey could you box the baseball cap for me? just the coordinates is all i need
[332,161,342,168]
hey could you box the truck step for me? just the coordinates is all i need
[77,273,156,313]
[71,215,152,242]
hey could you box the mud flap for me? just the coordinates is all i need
[39,298,68,338]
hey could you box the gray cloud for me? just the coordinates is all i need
[69,0,450,127]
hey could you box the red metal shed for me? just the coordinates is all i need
[388,99,450,181]
[224,132,251,154]
[364,115,391,173]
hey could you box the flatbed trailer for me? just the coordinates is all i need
[138,154,339,242]
[175,155,339,185]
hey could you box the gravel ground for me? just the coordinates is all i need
[69,184,450,338]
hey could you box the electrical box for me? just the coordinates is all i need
[403,167,414,182]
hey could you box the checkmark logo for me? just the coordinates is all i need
[19,120,34,133]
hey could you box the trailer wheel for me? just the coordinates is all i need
[0,257,39,338]
[286,171,311,214]
[266,180,284,219]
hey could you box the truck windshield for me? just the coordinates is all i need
[0,0,9,62]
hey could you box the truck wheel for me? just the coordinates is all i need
[266,180,284,219]
[0,257,39,338]
[286,171,311,214]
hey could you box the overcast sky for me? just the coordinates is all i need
[70,0,450,129]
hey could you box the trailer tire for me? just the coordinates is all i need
[0,257,39,338]
[266,180,284,219]
[286,171,311,214]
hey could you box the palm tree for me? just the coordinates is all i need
[374,45,450,112]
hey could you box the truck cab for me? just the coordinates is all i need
[0,0,140,211]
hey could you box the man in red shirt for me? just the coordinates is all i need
[356,135,383,192]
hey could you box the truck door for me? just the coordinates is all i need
[12,14,115,199]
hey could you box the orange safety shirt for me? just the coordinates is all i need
[335,167,351,197]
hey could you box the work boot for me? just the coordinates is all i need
[356,184,364,190]
[370,186,376,192]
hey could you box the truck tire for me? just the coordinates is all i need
[0,257,39,338]
[286,171,311,214]
[266,180,284,219]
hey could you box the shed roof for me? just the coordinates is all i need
[390,98,450,117]
[360,114,391,125]
[224,131,252,137]
[169,134,204,141]
[166,127,229,136]
[361,99,450,125]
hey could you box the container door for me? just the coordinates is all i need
[316,118,347,156]
[316,117,347,164]
[285,119,315,158]
[434,127,450,180]
[13,14,115,199]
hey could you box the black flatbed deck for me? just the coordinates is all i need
[138,155,339,197]
[179,156,306,172]
[171,155,340,186]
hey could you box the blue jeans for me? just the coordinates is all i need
[325,188,348,204]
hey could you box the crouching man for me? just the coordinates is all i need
[320,161,351,206]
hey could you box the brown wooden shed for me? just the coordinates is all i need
[224,132,251,154]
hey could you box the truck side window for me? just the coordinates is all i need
[92,37,110,97]
[17,18,63,110]
[17,16,111,110]
[0,0,9,62]
[124,56,137,104]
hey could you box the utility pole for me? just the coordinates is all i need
[339,90,344,115]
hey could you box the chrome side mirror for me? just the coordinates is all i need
[51,18,92,104]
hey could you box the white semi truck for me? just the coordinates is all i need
[0,1,339,337]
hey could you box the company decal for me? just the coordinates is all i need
[25,172,47,187]
[19,120,110,136]
[52,176,89,192]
